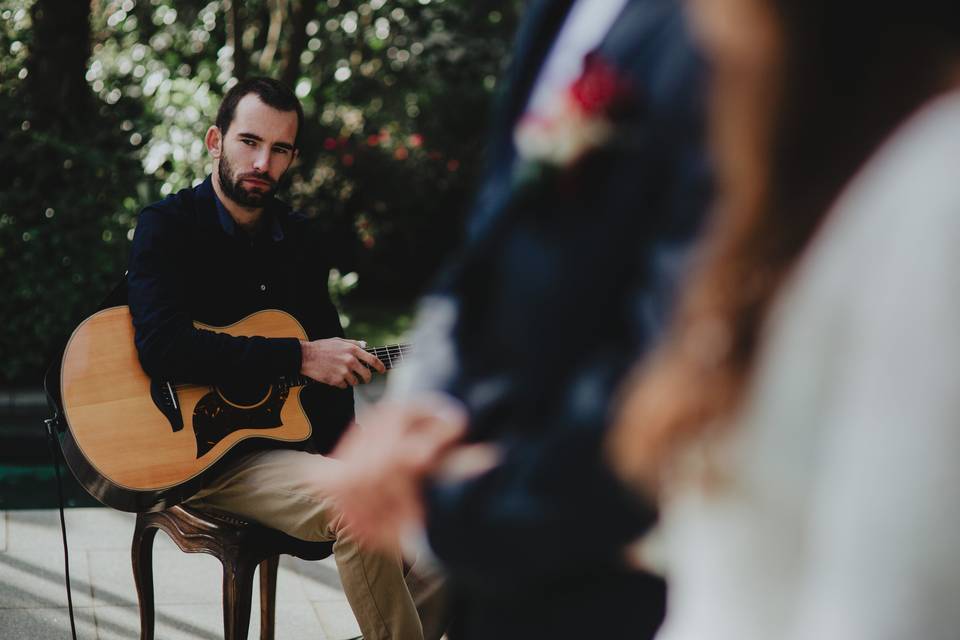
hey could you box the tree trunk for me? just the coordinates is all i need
[280,0,314,89]
[26,0,92,130]
[225,0,248,81]
[259,0,287,72]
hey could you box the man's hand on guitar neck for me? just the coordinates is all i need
[299,337,386,388]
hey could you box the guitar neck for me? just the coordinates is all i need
[283,343,411,387]
[363,343,411,370]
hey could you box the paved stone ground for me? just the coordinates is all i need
[0,507,364,639]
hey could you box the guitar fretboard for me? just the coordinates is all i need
[364,343,411,370]
[281,343,411,388]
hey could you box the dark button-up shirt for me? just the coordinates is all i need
[127,176,354,453]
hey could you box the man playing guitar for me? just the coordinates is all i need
[127,77,440,640]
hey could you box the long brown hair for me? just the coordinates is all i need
[613,1,960,488]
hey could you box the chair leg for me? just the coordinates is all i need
[131,520,159,640]
[259,556,279,640]
[222,553,258,640]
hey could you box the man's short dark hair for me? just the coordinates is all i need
[215,77,305,148]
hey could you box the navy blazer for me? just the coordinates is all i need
[424,0,710,637]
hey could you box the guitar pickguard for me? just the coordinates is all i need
[150,380,184,432]
[192,385,289,458]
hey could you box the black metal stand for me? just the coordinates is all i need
[45,415,79,640]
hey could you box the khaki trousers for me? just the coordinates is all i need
[187,449,445,640]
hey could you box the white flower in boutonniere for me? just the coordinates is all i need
[514,55,637,168]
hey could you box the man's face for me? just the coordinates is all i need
[210,93,299,207]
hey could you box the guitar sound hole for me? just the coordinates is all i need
[215,381,273,409]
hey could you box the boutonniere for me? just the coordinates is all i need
[514,55,637,169]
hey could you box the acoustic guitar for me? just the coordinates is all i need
[59,305,409,512]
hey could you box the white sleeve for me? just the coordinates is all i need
[383,294,460,399]
[791,205,960,640]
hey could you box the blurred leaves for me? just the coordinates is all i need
[0,0,521,384]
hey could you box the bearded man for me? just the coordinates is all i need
[127,77,444,640]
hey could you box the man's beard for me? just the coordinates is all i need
[217,151,279,207]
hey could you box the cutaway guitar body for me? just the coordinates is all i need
[60,307,313,512]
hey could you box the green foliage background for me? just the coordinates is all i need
[0,0,521,385]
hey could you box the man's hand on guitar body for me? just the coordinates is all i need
[299,338,386,388]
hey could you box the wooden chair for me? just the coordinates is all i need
[132,504,334,640]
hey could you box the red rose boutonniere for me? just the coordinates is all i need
[514,54,637,168]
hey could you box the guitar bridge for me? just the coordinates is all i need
[150,380,184,432]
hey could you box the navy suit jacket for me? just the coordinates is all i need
[422,0,711,637]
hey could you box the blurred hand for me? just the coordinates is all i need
[300,337,385,388]
[434,442,501,482]
[327,394,468,551]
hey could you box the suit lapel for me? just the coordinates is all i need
[454,0,642,252]
[498,0,577,129]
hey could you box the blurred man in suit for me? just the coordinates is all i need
[330,1,711,637]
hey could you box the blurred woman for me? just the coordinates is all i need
[610,1,960,638]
